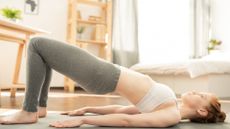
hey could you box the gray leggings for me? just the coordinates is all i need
[23,37,121,112]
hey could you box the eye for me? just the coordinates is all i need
[199,94,205,98]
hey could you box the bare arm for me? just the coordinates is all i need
[86,105,140,114]
[62,105,140,116]
[51,106,180,128]
[83,107,180,127]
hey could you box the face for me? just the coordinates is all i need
[181,91,214,109]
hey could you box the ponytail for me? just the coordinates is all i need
[217,111,226,122]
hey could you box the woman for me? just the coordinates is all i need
[0,37,226,127]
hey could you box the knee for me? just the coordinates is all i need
[29,37,44,46]
[28,37,44,51]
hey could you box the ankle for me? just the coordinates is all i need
[21,110,38,114]
[38,107,47,118]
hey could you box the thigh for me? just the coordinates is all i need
[30,37,121,94]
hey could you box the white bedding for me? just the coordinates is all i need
[131,54,230,78]
[187,59,230,78]
[131,62,189,76]
[131,53,230,97]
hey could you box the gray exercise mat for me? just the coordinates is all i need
[0,113,229,129]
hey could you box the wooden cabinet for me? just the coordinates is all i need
[65,0,113,92]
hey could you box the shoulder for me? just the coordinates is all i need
[155,106,181,127]
[154,101,181,123]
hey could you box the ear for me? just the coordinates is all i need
[197,108,208,117]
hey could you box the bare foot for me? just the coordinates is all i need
[0,110,38,124]
[38,107,47,118]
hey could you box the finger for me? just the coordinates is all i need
[49,121,61,127]
[69,112,78,116]
[60,112,69,115]
[60,122,81,128]
[69,110,84,116]
[55,121,66,128]
[49,122,57,127]
[55,124,64,128]
[1,120,11,125]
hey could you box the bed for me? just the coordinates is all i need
[131,54,230,98]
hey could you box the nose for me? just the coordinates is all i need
[191,91,196,94]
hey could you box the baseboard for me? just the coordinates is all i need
[0,86,84,91]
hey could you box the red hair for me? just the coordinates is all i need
[190,96,226,123]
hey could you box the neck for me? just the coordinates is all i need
[179,103,197,120]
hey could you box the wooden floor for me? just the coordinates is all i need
[0,88,131,113]
[0,88,230,114]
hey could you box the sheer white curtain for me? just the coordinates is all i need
[192,0,211,58]
[112,0,139,67]
[112,0,210,66]
[211,0,230,52]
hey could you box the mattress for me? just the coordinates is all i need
[146,73,230,98]
[131,61,230,98]
[131,59,230,78]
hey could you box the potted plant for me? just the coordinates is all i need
[0,7,22,22]
[76,26,85,39]
[207,39,222,54]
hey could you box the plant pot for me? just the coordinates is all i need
[76,34,82,40]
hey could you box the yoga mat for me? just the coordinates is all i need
[0,112,229,129]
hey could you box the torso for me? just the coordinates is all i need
[115,66,177,113]
[152,100,177,112]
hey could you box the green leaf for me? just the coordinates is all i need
[0,7,22,20]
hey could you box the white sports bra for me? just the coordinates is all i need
[135,83,177,113]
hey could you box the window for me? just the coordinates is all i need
[138,0,192,63]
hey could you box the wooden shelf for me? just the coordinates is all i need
[77,0,107,8]
[66,0,112,92]
[76,39,107,45]
[77,19,106,25]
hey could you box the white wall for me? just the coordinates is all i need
[0,0,68,86]
[211,0,230,53]
[0,0,101,87]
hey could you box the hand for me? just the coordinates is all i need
[49,118,84,128]
[61,109,85,116]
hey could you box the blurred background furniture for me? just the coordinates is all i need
[65,0,113,92]
[0,18,48,97]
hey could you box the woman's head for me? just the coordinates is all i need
[181,91,226,123]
